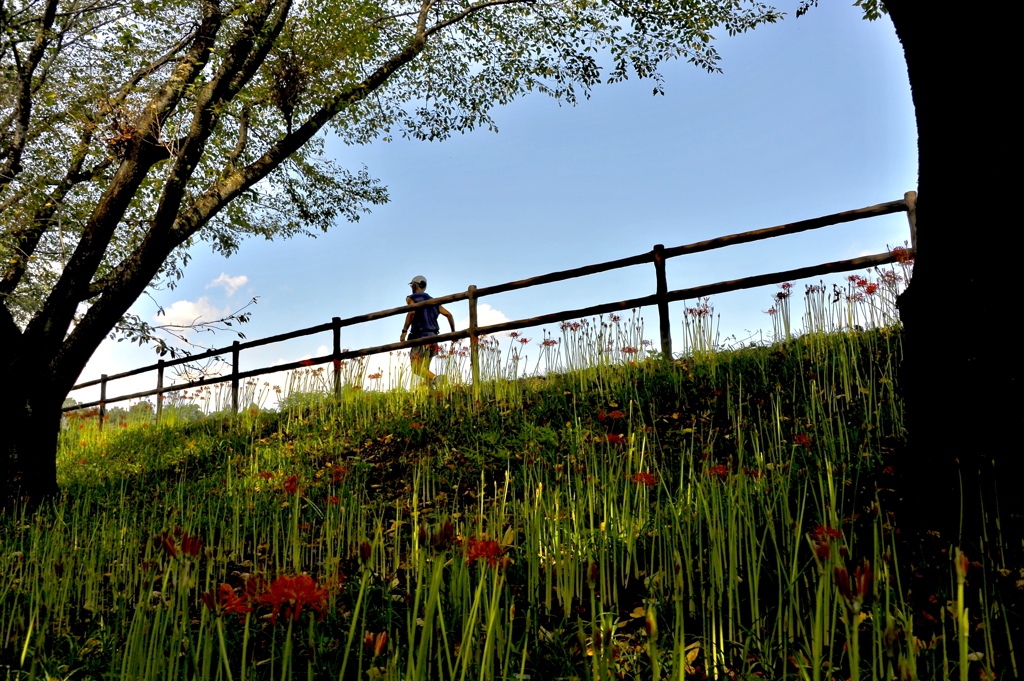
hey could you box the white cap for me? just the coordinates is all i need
[409,275,427,288]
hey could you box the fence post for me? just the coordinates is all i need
[904,190,918,250]
[652,244,672,359]
[332,316,342,399]
[231,341,240,414]
[99,374,107,431]
[468,285,479,396]
[156,360,164,424]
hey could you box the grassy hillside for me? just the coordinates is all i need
[1,301,1016,679]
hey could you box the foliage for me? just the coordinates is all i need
[1,0,782,505]
[0,0,780,346]
[7,310,1016,679]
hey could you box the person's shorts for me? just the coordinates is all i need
[410,337,438,361]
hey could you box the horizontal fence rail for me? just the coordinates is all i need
[66,193,917,426]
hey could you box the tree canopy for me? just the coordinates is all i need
[0,0,780,504]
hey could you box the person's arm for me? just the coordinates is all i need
[439,306,455,334]
[400,298,415,342]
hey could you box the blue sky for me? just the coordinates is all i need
[71,0,917,406]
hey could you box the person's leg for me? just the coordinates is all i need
[410,346,435,384]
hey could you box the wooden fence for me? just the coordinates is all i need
[65,192,917,427]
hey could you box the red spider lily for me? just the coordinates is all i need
[363,631,388,656]
[891,246,913,264]
[793,433,812,451]
[258,471,275,480]
[431,520,456,550]
[509,331,519,339]
[560,321,582,333]
[359,541,372,563]
[610,314,622,323]
[955,549,969,579]
[708,464,729,480]
[621,346,638,354]
[607,433,626,445]
[201,583,253,616]
[181,533,203,558]
[632,471,658,487]
[465,536,504,568]
[326,495,340,505]
[283,475,299,494]
[331,465,348,483]
[767,306,777,315]
[367,372,383,380]
[810,525,843,543]
[781,282,793,291]
[864,282,879,295]
[607,410,625,420]
[596,410,607,421]
[834,560,872,612]
[541,338,558,347]
[156,534,177,559]
[255,574,328,626]
[518,337,531,345]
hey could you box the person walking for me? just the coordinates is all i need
[400,275,455,387]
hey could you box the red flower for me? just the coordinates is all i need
[283,475,299,494]
[610,314,622,323]
[607,433,626,445]
[156,534,177,559]
[596,410,607,421]
[465,536,504,568]
[708,464,729,480]
[834,559,872,611]
[201,583,253,616]
[327,495,340,505]
[632,472,658,487]
[864,283,879,295]
[810,525,843,543]
[255,574,328,625]
[367,372,383,380]
[891,246,913,264]
[181,533,203,558]
[258,471,275,480]
[359,541,372,563]
[331,465,348,483]
[541,338,558,347]
[431,520,456,550]
[607,410,625,420]
[793,433,812,451]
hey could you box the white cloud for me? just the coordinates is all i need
[206,272,249,297]
[157,296,230,328]
[456,303,511,334]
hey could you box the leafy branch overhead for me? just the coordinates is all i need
[1,0,780,353]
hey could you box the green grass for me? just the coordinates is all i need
[2,272,1015,680]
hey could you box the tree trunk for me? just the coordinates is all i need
[886,0,1021,555]
[885,1,1022,668]
[0,365,63,511]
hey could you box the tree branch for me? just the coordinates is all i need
[0,0,59,196]
[112,26,199,107]
[425,0,534,37]
[22,0,224,351]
